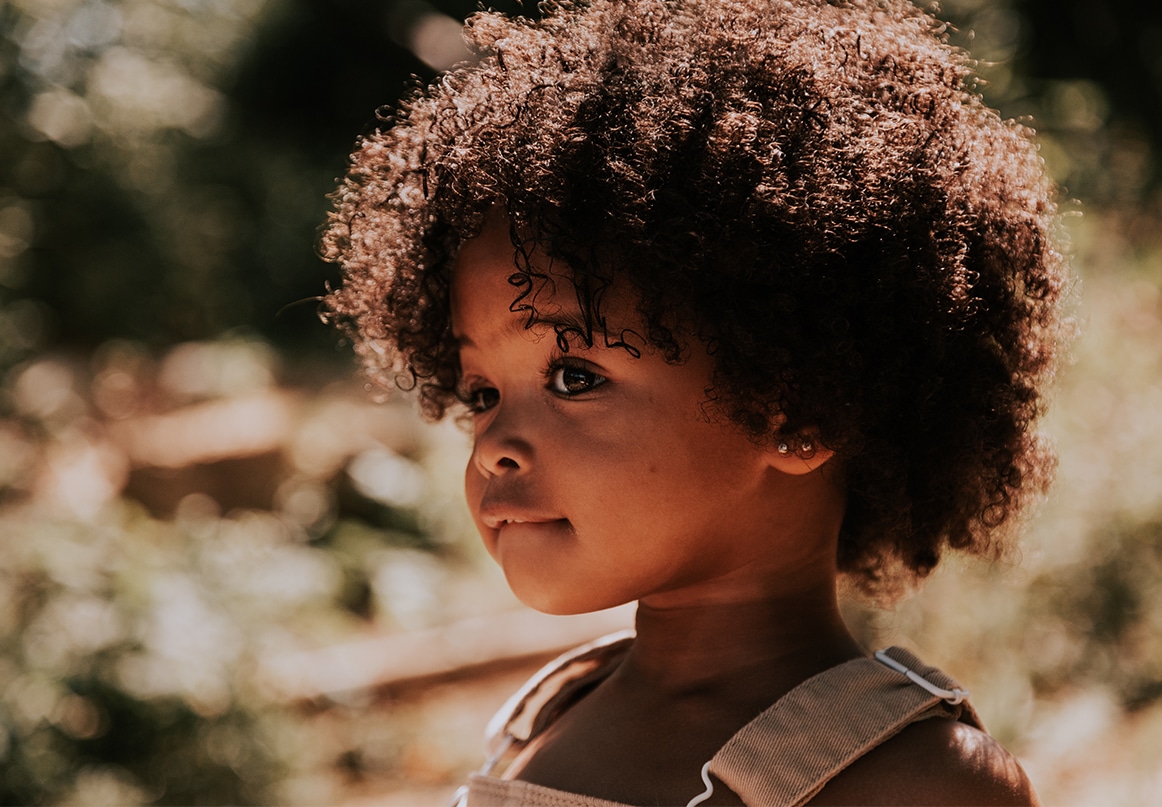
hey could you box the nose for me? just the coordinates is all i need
[470,404,533,477]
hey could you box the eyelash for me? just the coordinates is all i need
[462,385,499,414]
[546,357,607,396]
[460,356,607,414]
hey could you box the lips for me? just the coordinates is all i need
[480,511,566,530]
[477,495,564,531]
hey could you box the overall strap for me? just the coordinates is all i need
[451,632,635,807]
[483,631,635,766]
[706,646,984,807]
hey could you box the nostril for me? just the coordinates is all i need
[498,457,519,470]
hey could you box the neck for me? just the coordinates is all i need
[621,562,863,703]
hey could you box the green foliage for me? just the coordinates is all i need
[939,0,1162,200]
[1024,519,1162,711]
[0,334,480,803]
[0,505,283,804]
[0,0,527,370]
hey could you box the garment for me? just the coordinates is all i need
[457,631,983,807]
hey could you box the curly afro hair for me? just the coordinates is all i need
[321,0,1070,598]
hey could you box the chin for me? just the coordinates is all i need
[505,574,628,616]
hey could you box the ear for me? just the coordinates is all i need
[766,433,836,476]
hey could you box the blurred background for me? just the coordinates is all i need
[1,0,1161,803]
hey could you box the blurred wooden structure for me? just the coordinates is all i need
[258,603,636,702]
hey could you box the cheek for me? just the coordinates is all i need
[464,455,482,493]
[463,462,486,523]
[462,463,503,560]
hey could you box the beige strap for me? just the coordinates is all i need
[708,646,983,807]
[484,631,635,761]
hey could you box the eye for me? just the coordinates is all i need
[548,363,606,396]
[463,386,499,413]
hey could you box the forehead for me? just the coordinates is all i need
[451,216,571,340]
[449,213,639,347]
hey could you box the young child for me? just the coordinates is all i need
[321,0,1067,803]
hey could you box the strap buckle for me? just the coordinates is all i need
[874,650,969,705]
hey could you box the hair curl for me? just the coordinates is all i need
[320,0,1070,598]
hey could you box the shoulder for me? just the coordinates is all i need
[806,718,1040,806]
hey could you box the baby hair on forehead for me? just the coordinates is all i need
[500,235,650,360]
[320,0,1070,600]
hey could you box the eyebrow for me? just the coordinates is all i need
[454,310,597,349]
[521,311,594,337]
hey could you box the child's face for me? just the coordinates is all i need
[451,216,827,615]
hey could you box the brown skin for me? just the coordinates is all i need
[507,608,1039,806]
[454,215,842,618]
[452,216,1038,806]
[811,720,1040,806]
